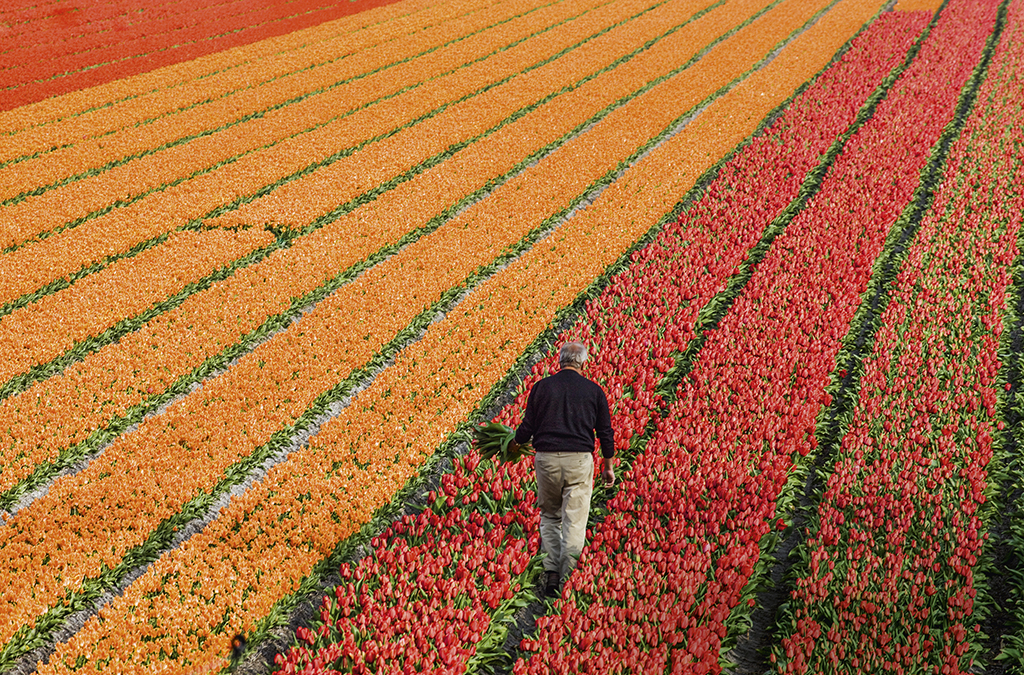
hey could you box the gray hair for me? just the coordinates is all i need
[559,341,588,369]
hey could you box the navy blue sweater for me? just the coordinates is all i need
[515,369,614,458]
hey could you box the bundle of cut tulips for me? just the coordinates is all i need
[473,422,533,464]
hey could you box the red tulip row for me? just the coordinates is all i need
[0,0,182,29]
[515,0,1000,670]
[999,237,1024,651]
[773,0,1024,670]
[0,0,406,112]
[270,10,928,673]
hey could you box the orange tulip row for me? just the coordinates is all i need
[0,227,274,388]
[0,0,564,207]
[0,0,451,158]
[0,0,657,364]
[0,0,576,267]
[0,0,737,511]
[0,0,799,648]
[205,0,763,230]
[33,0,884,669]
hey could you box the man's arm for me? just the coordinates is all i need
[601,456,616,488]
[512,385,539,449]
[596,388,615,487]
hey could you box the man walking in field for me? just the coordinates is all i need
[512,341,616,598]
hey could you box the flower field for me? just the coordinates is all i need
[1,0,1023,672]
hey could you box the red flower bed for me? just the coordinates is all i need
[516,0,998,669]
[774,0,1024,670]
[0,0,406,112]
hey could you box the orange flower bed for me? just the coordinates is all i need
[31,0,884,669]
[0,227,273,385]
[0,0,794,644]
[0,0,737,503]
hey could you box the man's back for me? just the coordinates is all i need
[515,369,614,457]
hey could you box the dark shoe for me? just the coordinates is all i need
[544,571,560,598]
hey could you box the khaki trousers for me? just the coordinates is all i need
[534,451,594,579]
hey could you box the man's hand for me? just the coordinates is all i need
[601,458,616,488]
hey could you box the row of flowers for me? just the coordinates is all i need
[0,0,402,113]
[773,0,1023,670]
[0,0,582,211]
[269,7,925,673]
[24,0,870,669]
[0,227,274,385]
[514,0,1002,666]
[0,0,588,297]
[0,0,822,666]
[0,0,729,507]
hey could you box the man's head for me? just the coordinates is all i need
[559,341,588,371]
